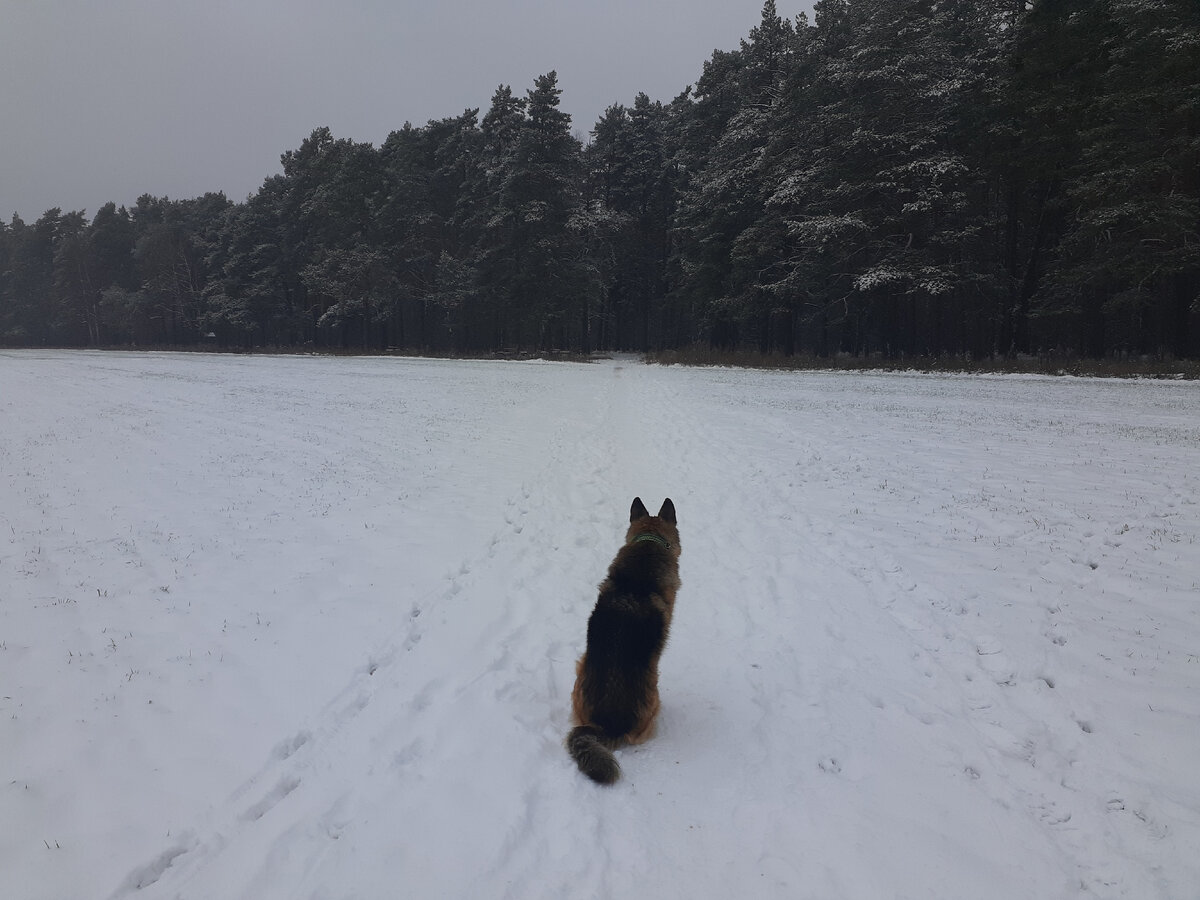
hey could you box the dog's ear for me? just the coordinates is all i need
[658,498,676,524]
[630,497,649,522]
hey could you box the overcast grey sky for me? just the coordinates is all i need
[1,1,812,222]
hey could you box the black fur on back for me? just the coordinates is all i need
[605,548,671,599]
[582,592,666,736]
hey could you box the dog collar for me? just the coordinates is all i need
[631,533,671,550]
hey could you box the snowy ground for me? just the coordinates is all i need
[2,350,1198,900]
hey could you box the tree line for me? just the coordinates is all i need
[2,0,1197,359]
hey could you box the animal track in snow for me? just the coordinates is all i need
[334,690,371,723]
[240,776,301,823]
[818,756,842,774]
[272,730,311,760]
[319,798,352,841]
[974,637,1016,685]
[392,738,425,771]
[1034,801,1073,827]
[112,840,194,893]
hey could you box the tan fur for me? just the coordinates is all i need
[568,497,680,784]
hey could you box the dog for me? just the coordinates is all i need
[567,497,681,784]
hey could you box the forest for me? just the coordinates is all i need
[2,0,1198,360]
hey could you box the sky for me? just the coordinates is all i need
[0,1,812,223]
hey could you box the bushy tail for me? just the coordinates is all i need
[567,725,620,785]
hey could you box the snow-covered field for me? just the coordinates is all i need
[2,350,1198,900]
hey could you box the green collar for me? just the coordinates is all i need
[631,532,671,550]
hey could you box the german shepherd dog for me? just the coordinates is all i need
[568,497,680,784]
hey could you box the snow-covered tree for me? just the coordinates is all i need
[764,0,1008,356]
[1015,0,1200,357]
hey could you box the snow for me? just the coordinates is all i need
[2,350,1198,900]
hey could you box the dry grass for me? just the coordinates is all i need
[648,347,1200,379]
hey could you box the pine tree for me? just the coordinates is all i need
[672,1,800,351]
[468,85,528,348]
[376,110,484,349]
[1020,0,1200,357]
[274,128,388,347]
[202,178,292,347]
[0,220,12,342]
[51,210,96,344]
[582,93,679,349]
[470,73,584,349]
[5,211,66,344]
[764,0,1007,357]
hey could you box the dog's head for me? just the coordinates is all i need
[626,496,680,554]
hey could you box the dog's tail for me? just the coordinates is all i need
[567,725,620,785]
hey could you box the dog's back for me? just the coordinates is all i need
[568,497,680,784]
